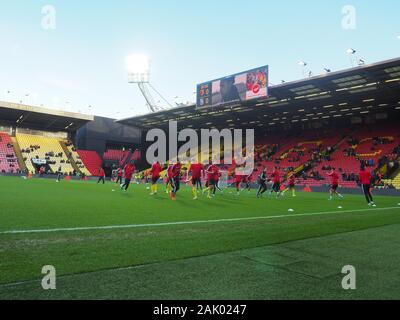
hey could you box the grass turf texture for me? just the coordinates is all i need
[0,176,399,299]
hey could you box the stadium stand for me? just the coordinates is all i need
[131,149,141,162]
[0,132,20,173]
[77,150,103,176]
[385,172,400,189]
[17,133,75,174]
[63,141,91,176]
[119,150,132,166]
[155,123,399,190]
[261,124,400,189]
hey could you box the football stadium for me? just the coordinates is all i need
[1,1,400,304]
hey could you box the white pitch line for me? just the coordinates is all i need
[0,206,399,235]
[1,207,398,289]
[1,206,399,235]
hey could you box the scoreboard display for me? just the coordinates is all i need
[197,83,212,108]
[197,66,269,108]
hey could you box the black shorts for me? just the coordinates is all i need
[331,184,338,191]
[258,179,267,188]
[173,177,180,188]
[192,177,201,185]
[287,184,295,189]
[207,179,215,187]
[362,184,371,192]
[272,182,280,192]
[125,178,131,184]
[152,176,160,184]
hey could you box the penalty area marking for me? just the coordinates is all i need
[0,206,399,235]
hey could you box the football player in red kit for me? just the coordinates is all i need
[328,168,343,200]
[121,162,135,191]
[204,164,217,198]
[97,167,106,184]
[149,161,162,195]
[243,174,252,192]
[282,174,296,197]
[170,161,182,201]
[115,167,123,185]
[359,164,376,207]
[187,162,204,200]
[270,167,282,198]
[234,173,242,195]
[165,163,174,194]
[213,167,223,196]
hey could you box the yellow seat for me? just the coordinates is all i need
[16,133,75,174]
[64,141,91,176]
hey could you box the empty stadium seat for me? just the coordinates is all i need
[0,132,20,173]
[64,141,91,176]
[103,149,130,163]
[77,150,102,176]
[16,133,75,174]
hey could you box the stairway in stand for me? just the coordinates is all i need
[10,136,27,171]
[59,141,81,174]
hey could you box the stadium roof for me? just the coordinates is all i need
[0,101,94,132]
[117,57,400,130]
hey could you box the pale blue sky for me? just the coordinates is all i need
[0,0,399,119]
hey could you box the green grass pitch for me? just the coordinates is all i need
[0,175,400,300]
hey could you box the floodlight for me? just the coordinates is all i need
[298,61,307,67]
[324,68,331,73]
[346,48,356,54]
[125,54,173,113]
[126,54,149,73]
[126,54,150,83]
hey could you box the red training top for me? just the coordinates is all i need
[206,165,217,181]
[124,164,135,180]
[328,171,339,185]
[189,163,204,179]
[172,163,182,178]
[151,162,162,178]
[272,170,280,183]
[234,174,242,183]
[359,169,372,185]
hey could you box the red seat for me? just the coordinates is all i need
[77,150,102,176]
[0,133,19,173]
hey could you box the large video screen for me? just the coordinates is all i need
[197,66,269,108]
